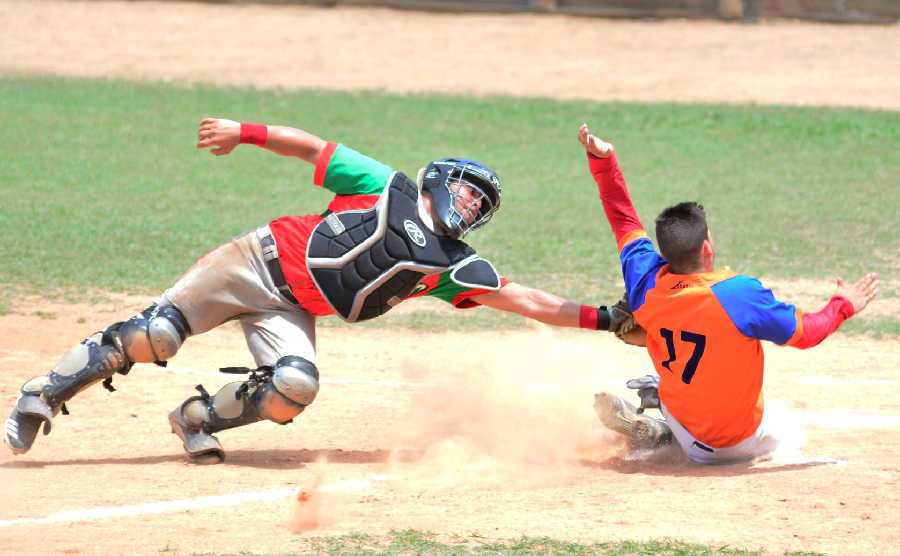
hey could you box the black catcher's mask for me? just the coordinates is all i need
[420,158,502,239]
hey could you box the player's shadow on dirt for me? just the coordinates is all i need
[0,448,423,470]
[579,445,842,477]
[219,448,424,469]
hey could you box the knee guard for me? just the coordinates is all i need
[117,303,191,364]
[4,304,191,456]
[39,303,189,409]
[169,356,319,463]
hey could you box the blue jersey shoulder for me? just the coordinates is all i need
[620,237,666,311]
[711,274,798,344]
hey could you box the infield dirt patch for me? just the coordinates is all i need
[1,1,899,109]
[1,3,898,555]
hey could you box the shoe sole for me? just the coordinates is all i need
[594,392,670,449]
[168,410,225,465]
[5,410,41,455]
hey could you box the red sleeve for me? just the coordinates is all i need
[587,152,644,243]
[313,141,338,186]
[791,296,855,349]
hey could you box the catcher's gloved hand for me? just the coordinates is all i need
[626,374,660,414]
[608,294,647,346]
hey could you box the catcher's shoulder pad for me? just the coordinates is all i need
[450,256,501,291]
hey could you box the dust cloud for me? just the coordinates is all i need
[386,327,625,487]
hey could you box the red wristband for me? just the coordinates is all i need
[579,304,599,330]
[239,123,267,147]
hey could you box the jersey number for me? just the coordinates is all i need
[659,328,707,384]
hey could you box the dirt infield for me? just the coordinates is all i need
[1,2,899,555]
[2,297,899,554]
[1,0,899,109]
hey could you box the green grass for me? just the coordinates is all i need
[1,76,897,334]
[180,529,825,555]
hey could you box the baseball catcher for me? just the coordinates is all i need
[5,117,633,464]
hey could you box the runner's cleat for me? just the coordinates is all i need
[594,392,672,449]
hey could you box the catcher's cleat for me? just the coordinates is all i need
[594,392,672,450]
[168,408,225,465]
[5,408,44,455]
[4,392,55,455]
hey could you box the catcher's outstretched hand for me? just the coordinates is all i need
[197,117,240,156]
[834,272,879,315]
[578,123,614,158]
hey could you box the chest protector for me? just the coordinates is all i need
[306,172,499,322]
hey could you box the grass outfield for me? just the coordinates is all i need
[0,76,897,333]
[207,529,825,555]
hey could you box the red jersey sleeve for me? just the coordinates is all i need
[587,152,644,245]
[789,296,855,349]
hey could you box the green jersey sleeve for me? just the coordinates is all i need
[406,270,510,309]
[320,143,394,196]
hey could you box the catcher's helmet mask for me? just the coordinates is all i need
[420,158,501,239]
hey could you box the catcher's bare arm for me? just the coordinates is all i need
[473,282,583,327]
[473,283,636,336]
[196,117,327,164]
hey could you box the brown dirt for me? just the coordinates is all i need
[1,1,899,109]
[1,3,898,555]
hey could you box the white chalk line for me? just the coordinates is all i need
[0,475,396,529]
[0,487,298,528]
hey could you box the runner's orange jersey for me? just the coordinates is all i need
[618,230,805,447]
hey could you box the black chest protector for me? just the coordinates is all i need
[306,172,500,322]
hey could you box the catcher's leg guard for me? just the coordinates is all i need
[169,356,319,464]
[5,330,128,455]
[594,392,672,450]
[4,303,190,456]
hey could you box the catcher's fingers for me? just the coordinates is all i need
[197,138,234,156]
